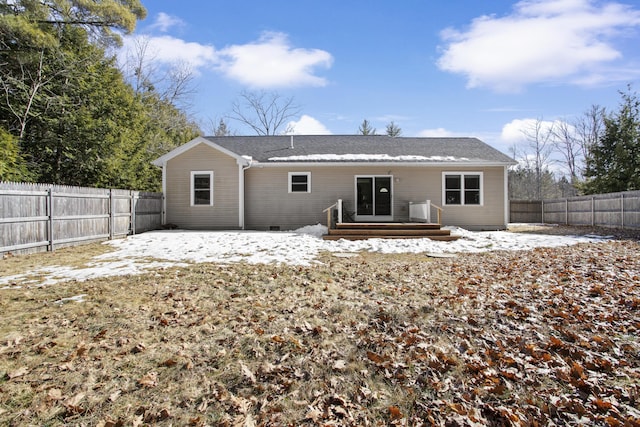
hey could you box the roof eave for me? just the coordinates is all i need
[250,160,517,168]
[151,136,251,167]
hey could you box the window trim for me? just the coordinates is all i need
[288,172,311,193]
[191,170,214,206]
[442,172,483,206]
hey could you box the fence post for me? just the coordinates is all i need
[131,191,137,235]
[565,199,568,225]
[109,189,114,240]
[47,187,54,251]
[591,196,595,227]
[541,200,544,224]
[621,193,625,229]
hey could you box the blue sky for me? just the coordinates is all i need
[118,0,640,155]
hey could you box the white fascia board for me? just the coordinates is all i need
[151,136,250,167]
[252,161,516,168]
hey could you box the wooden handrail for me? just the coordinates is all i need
[322,203,337,213]
[431,203,443,225]
[322,199,343,230]
[323,203,337,230]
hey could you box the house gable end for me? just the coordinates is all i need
[152,136,250,167]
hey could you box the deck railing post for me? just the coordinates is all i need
[337,199,343,224]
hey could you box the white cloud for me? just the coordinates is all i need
[120,31,333,89]
[286,115,332,135]
[148,13,185,33]
[216,32,333,88]
[501,119,537,143]
[500,118,559,144]
[121,35,216,69]
[417,127,456,137]
[437,0,640,92]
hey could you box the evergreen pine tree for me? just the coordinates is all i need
[385,121,402,137]
[584,86,640,194]
[358,119,376,135]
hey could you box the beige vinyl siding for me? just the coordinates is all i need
[438,167,506,229]
[165,143,240,229]
[244,165,508,230]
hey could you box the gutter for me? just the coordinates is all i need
[248,161,518,168]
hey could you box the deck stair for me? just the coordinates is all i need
[323,222,460,241]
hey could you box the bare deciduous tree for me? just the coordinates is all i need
[229,91,301,136]
[552,119,582,186]
[574,104,605,167]
[120,36,196,109]
[549,106,605,193]
[0,50,61,141]
[518,118,556,200]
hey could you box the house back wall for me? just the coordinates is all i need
[244,165,506,230]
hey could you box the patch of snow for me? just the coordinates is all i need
[293,223,328,238]
[54,294,87,305]
[0,225,611,286]
[267,154,469,162]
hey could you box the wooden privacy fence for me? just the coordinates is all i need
[0,182,162,254]
[509,200,543,223]
[510,190,640,229]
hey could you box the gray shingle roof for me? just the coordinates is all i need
[205,135,516,165]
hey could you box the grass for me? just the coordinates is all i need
[0,238,639,426]
[0,243,113,283]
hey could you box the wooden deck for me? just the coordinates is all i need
[323,222,460,241]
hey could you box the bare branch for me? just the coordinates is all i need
[120,36,196,109]
[229,91,301,136]
[520,118,556,199]
[574,105,605,165]
[551,120,582,183]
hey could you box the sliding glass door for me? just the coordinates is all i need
[355,176,393,221]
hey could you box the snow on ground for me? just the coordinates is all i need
[1,225,611,287]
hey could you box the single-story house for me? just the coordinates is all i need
[152,135,517,231]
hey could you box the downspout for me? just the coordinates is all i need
[239,157,254,230]
[504,166,509,228]
[161,161,167,225]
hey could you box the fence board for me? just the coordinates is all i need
[510,190,640,229]
[509,200,542,223]
[0,182,162,255]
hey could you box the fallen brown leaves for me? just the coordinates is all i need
[0,238,639,426]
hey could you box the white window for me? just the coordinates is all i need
[191,171,214,206]
[288,172,311,193]
[443,172,483,206]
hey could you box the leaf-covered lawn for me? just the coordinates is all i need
[1,240,639,426]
